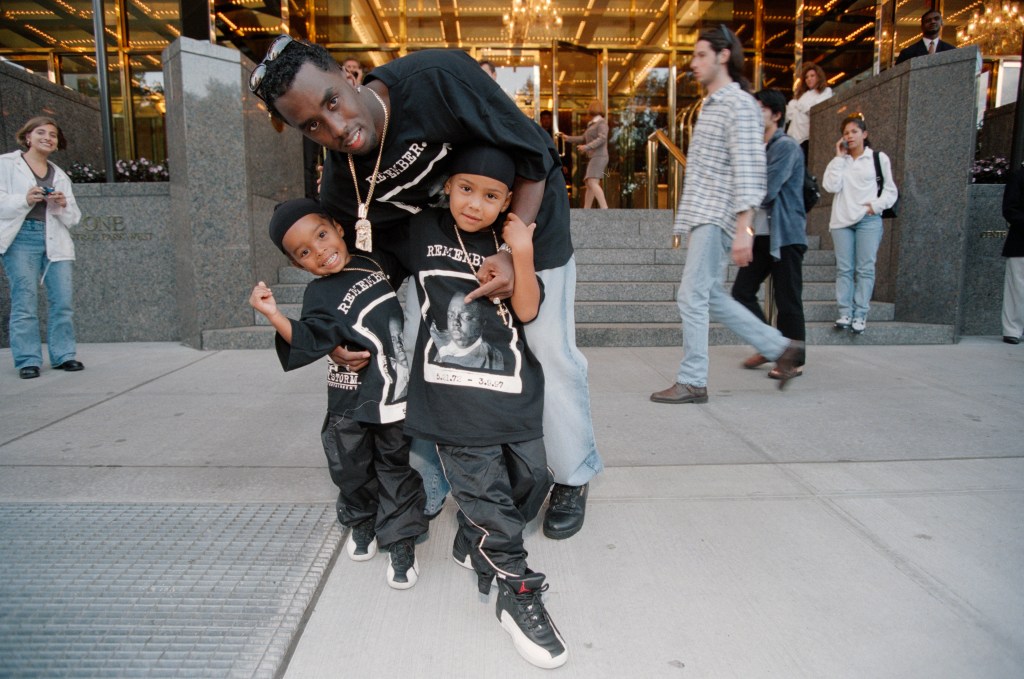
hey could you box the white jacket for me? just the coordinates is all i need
[822,147,899,229]
[0,150,81,259]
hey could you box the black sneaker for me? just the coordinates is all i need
[543,483,589,539]
[453,530,496,593]
[495,572,568,669]
[386,537,418,590]
[345,517,377,562]
[452,529,474,570]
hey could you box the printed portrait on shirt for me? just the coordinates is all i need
[418,269,524,394]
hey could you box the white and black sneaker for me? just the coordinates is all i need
[386,537,419,590]
[834,315,852,330]
[345,517,377,561]
[452,529,474,570]
[851,317,867,334]
[496,572,568,669]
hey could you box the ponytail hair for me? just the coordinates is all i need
[697,24,750,92]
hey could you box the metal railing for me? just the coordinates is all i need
[644,99,703,211]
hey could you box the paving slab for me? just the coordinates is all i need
[0,338,1021,679]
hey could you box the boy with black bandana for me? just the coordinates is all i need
[393,145,569,670]
[248,199,427,590]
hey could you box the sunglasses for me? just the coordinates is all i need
[248,34,294,100]
[720,24,735,46]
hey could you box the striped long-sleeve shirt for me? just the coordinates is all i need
[674,82,767,239]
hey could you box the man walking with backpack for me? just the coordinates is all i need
[650,27,804,405]
[731,89,808,380]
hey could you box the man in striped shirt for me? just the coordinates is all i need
[651,26,804,404]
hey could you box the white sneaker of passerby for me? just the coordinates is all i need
[851,317,867,334]
[834,315,852,330]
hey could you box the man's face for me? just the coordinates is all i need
[447,297,484,348]
[759,102,779,133]
[540,112,553,131]
[690,40,725,88]
[272,62,379,155]
[922,11,943,39]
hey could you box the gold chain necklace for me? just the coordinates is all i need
[343,254,388,280]
[452,224,510,324]
[347,87,390,252]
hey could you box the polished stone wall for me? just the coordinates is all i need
[0,184,175,347]
[962,184,1008,335]
[162,38,303,348]
[808,48,980,332]
[0,61,102,168]
[977,103,1014,160]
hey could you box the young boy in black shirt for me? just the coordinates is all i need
[248,199,427,589]
[394,145,568,669]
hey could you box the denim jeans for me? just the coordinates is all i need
[404,257,603,514]
[1,219,76,369]
[676,224,789,387]
[831,215,883,320]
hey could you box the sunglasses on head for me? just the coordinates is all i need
[719,24,735,46]
[248,34,294,100]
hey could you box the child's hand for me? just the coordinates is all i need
[502,212,536,254]
[249,281,278,317]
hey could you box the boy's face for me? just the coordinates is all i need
[273,62,379,156]
[444,172,512,233]
[282,213,350,276]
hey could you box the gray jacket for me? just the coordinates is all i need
[763,129,807,259]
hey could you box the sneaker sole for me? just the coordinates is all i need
[387,557,419,590]
[499,610,568,669]
[346,534,377,562]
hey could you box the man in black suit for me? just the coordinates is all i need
[896,9,957,64]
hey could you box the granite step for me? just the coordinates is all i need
[575,321,956,348]
[575,300,895,324]
[573,247,834,266]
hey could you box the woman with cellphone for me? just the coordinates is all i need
[822,114,897,335]
[0,116,83,379]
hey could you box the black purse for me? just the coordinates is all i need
[872,150,900,219]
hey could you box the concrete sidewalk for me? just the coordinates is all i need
[1,339,1022,678]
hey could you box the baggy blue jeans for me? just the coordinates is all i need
[1,219,77,369]
[831,214,884,320]
[676,224,790,387]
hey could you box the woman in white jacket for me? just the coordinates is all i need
[822,114,898,335]
[785,63,832,157]
[0,116,83,378]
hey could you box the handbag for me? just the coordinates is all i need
[872,150,900,219]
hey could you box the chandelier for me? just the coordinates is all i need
[503,0,563,42]
[956,1,1024,56]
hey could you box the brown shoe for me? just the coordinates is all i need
[650,382,708,404]
[773,341,806,390]
[742,353,769,369]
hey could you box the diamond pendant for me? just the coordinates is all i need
[355,218,372,251]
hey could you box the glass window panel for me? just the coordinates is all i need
[126,0,181,51]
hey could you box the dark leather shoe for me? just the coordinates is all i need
[19,366,40,379]
[1004,336,1021,345]
[54,360,84,371]
[543,483,588,540]
[773,341,806,390]
[650,382,708,404]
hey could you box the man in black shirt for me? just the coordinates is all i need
[249,39,602,540]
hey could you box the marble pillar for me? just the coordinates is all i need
[162,38,303,348]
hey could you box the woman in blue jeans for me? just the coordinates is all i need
[0,116,83,379]
[822,114,898,334]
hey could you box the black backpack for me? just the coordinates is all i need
[872,150,900,219]
[803,170,820,212]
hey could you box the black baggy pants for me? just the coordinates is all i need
[439,439,551,588]
[321,413,427,548]
[732,236,807,345]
